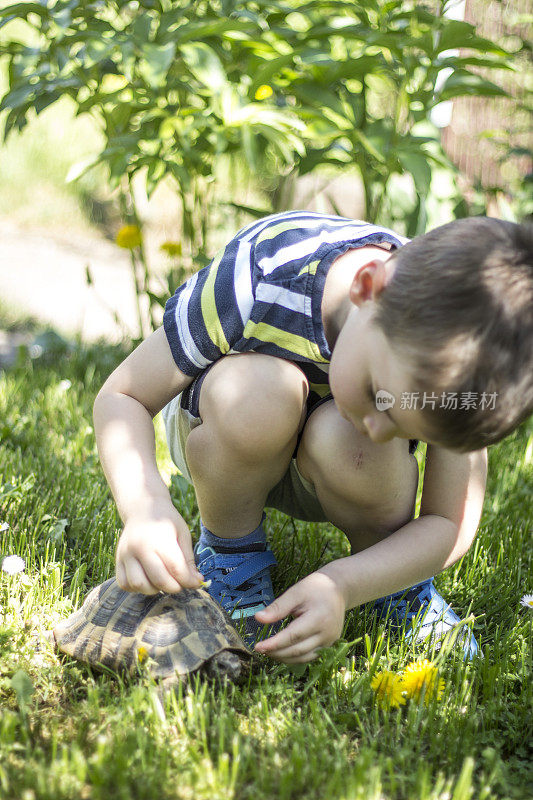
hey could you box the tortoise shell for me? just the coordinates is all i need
[53,577,252,686]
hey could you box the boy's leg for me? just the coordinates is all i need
[296,400,419,548]
[185,353,308,537]
[296,400,478,658]
[184,353,308,641]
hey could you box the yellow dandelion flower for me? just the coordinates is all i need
[254,84,273,101]
[160,240,183,257]
[402,659,445,705]
[137,646,149,664]
[116,224,142,249]
[371,670,406,709]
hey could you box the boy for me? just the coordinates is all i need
[93,211,533,663]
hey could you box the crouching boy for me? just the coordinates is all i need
[93,212,533,662]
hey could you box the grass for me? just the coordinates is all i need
[0,331,531,800]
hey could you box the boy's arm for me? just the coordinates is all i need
[255,445,487,662]
[93,326,204,594]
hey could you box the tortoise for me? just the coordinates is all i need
[52,577,253,689]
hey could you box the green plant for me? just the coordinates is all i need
[274,0,512,235]
[0,1,512,329]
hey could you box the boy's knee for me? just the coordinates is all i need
[298,401,375,489]
[298,401,418,533]
[196,353,308,457]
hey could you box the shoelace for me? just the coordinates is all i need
[196,546,277,609]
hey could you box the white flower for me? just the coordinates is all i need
[1,555,25,574]
[58,379,72,392]
[520,594,533,609]
[0,522,9,533]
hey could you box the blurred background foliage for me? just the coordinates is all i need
[0,0,530,336]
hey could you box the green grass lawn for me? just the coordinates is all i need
[0,332,531,800]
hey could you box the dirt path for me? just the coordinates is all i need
[0,218,142,343]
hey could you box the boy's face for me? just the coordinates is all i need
[326,249,436,445]
[329,308,431,444]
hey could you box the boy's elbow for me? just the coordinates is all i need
[93,383,156,423]
[93,387,110,427]
[93,379,113,409]
[93,380,123,424]
[449,519,478,565]
[457,532,476,561]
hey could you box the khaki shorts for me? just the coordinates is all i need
[161,393,328,523]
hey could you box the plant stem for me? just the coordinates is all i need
[118,185,146,338]
[129,251,147,339]
[127,175,157,333]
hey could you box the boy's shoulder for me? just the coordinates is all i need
[234,210,408,252]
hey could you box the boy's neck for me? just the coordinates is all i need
[322,245,391,350]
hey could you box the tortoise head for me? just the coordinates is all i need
[203,649,250,684]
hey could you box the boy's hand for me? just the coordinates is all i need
[115,500,204,595]
[253,571,346,663]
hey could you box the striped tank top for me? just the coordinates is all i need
[163,210,408,420]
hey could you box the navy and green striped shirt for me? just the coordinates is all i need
[163,211,408,419]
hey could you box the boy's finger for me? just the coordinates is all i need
[263,634,323,661]
[255,588,300,623]
[174,531,204,586]
[161,552,201,588]
[122,558,160,595]
[116,560,127,590]
[255,615,312,653]
[156,534,202,588]
[148,547,200,592]
[143,554,192,594]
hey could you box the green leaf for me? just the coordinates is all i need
[167,161,191,192]
[2,105,29,141]
[138,42,176,88]
[146,290,167,308]
[0,2,49,21]
[181,42,227,92]
[241,123,259,171]
[352,129,386,164]
[286,663,307,678]
[34,90,61,115]
[249,52,295,93]
[0,83,36,112]
[434,55,513,72]
[436,70,508,103]
[436,20,508,56]
[219,201,272,218]
[131,14,153,45]
[398,150,432,196]
[157,17,252,46]
[83,37,115,67]
[9,670,34,711]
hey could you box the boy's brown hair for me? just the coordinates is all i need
[374,217,533,451]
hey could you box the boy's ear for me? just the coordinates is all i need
[349,256,395,305]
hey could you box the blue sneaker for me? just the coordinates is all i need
[366,579,479,660]
[194,514,280,646]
